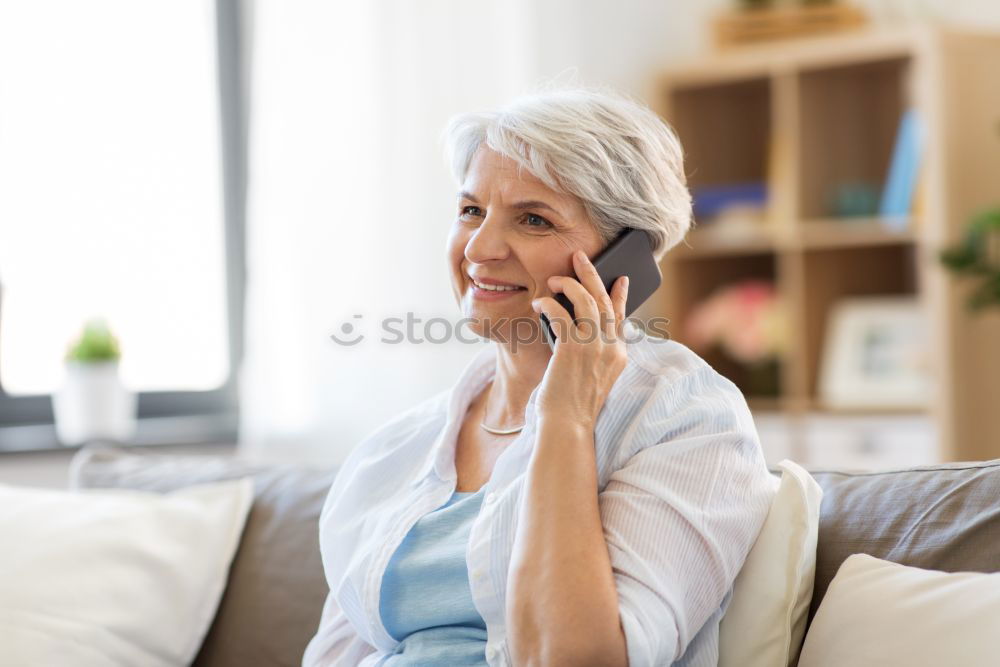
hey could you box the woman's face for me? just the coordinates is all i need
[447,147,605,343]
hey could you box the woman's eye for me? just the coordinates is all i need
[523,213,552,229]
[460,206,483,218]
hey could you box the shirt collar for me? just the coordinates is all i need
[414,343,496,483]
[414,319,647,484]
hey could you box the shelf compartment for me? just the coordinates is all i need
[797,57,912,220]
[672,224,779,258]
[800,413,938,470]
[801,244,919,400]
[667,77,772,224]
[671,216,916,259]
[665,252,784,402]
[799,217,916,249]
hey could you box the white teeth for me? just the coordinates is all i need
[472,279,522,292]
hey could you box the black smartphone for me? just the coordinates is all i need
[540,228,661,348]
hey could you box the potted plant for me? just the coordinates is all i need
[52,318,136,446]
[939,207,1000,312]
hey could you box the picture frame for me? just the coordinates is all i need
[818,296,932,410]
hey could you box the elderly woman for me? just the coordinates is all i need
[303,88,777,667]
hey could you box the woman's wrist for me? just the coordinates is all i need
[537,411,596,441]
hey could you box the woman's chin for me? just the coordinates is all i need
[463,305,543,346]
[463,300,532,324]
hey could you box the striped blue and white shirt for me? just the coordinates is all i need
[302,322,778,667]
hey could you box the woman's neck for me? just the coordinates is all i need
[484,340,551,428]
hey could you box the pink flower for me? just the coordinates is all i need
[684,280,787,364]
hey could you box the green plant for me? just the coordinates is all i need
[939,208,1000,311]
[66,319,121,363]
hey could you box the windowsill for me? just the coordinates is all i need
[0,413,239,454]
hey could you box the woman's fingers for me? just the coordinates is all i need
[610,275,628,338]
[542,248,630,345]
[572,249,616,326]
[531,296,572,344]
[547,276,599,340]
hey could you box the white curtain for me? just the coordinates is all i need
[239,0,543,466]
[238,0,732,466]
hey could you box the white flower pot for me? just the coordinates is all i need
[52,361,137,446]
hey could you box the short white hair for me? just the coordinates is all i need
[441,87,692,259]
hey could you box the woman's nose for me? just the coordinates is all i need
[464,216,510,264]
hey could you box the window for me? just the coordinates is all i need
[0,0,246,450]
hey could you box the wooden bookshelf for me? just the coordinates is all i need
[644,26,1000,465]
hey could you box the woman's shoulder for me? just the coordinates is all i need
[323,390,450,504]
[602,325,759,463]
[340,389,450,469]
[623,322,715,384]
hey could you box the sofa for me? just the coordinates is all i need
[68,444,1000,667]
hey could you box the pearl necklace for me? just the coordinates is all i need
[480,401,524,435]
[479,420,524,436]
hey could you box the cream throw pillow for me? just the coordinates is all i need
[0,477,254,667]
[798,553,1000,667]
[719,459,823,667]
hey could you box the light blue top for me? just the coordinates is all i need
[378,489,488,665]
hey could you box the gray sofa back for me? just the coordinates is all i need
[805,459,1000,632]
[70,445,1000,667]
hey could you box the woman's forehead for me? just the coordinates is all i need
[461,148,574,210]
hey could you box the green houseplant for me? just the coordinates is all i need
[52,319,136,446]
[65,319,122,363]
[939,208,1000,312]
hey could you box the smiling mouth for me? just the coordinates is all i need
[470,278,527,292]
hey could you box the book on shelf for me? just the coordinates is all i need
[691,182,768,220]
[878,108,923,229]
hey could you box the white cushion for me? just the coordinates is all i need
[0,477,254,667]
[719,459,823,667]
[798,553,1000,667]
